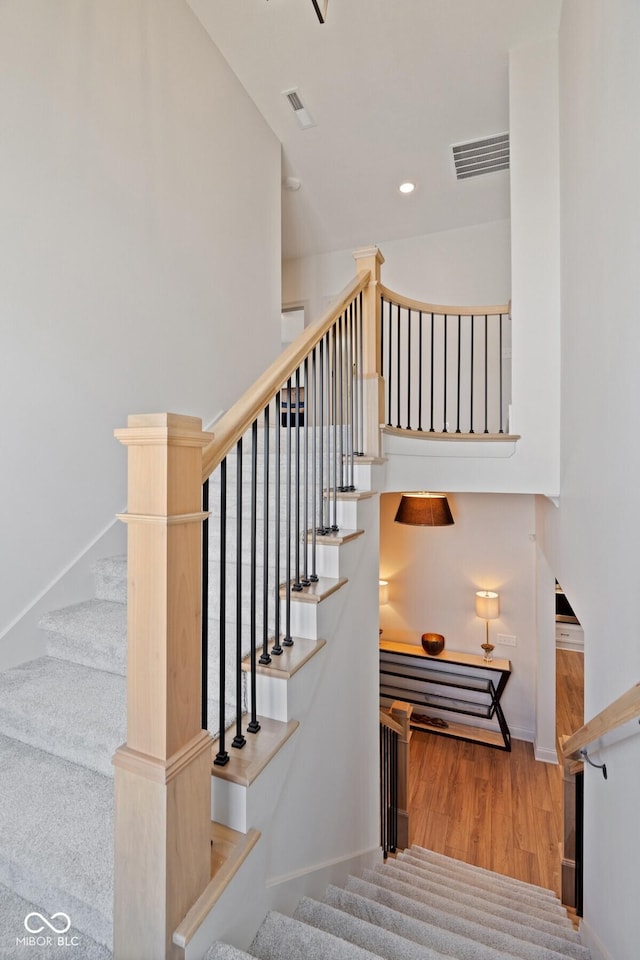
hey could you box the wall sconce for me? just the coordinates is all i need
[475,590,500,661]
[379,580,389,605]
[394,492,454,526]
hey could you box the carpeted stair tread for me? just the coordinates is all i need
[0,733,113,950]
[250,910,382,960]
[92,556,127,605]
[0,657,125,778]
[408,846,559,902]
[396,854,571,925]
[364,868,586,958]
[345,876,582,960]
[40,600,127,676]
[378,862,577,939]
[0,882,112,959]
[204,943,255,960]
[294,896,450,960]
[323,883,531,960]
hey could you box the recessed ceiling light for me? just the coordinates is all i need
[399,181,416,194]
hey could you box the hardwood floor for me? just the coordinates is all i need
[407,648,584,897]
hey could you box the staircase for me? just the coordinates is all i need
[206,846,590,960]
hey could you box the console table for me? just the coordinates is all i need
[380,639,512,751]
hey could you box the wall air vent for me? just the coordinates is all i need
[452,133,509,180]
[283,88,316,130]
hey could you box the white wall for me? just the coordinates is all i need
[537,3,640,957]
[283,219,512,323]
[379,492,538,742]
[0,0,281,659]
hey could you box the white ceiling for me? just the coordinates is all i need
[187,0,562,259]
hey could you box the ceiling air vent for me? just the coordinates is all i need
[283,88,316,130]
[452,133,509,180]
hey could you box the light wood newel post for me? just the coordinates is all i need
[390,700,412,849]
[353,245,385,458]
[112,413,214,960]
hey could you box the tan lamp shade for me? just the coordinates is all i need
[475,591,500,620]
[394,492,454,526]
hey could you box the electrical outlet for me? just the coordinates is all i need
[497,633,517,647]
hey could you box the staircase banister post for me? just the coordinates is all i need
[112,412,214,960]
[390,700,412,850]
[353,245,385,458]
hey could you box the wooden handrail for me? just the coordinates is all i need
[379,283,510,318]
[379,710,404,737]
[562,681,640,761]
[202,271,370,482]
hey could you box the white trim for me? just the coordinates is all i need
[578,919,613,960]
[265,844,381,889]
[534,743,559,764]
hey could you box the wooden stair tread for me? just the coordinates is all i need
[242,637,327,679]
[332,489,377,501]
[173,824,260,948]
[382,425,521,442]
[279,576,347,603]
[308,528,364,545]
[211,716,299,786]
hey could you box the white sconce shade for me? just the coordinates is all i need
[379,580,389,605]
[475,590,500,620]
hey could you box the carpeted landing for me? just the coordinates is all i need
[205,845,591,960]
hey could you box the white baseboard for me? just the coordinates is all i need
[265,844,381,891]
[534,742,559,764]
[578,919,613,960]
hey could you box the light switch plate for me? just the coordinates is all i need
[497,633,517,647]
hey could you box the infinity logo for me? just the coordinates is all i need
[24,912,71,934]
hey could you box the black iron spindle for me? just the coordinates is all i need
[284,378,294,644]
[259,407,272,665]
[347,301,356,490]
[337,311,345,490]
[469,315,475,434]
[292,367,303,592]
[233,440,246,750]
[484,314,489,434]
[310,347,319,582]
[407,308,412,430]
[247,423,260,734]
[499,313,505,434]
[443,314,448,433]
[318,337,328,535]
[386,299,392,426]
[417,311,423,432]
[357,290,364,455]
[396,302,401,429]
[429,312,435,432]
[214,459,229,766]
[201,479,209,732]
[456,315,462,434]
[331,323,339,532]
[301,357,310,586]
[272,392,283,656]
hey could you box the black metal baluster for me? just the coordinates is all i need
[214,459,229,766]
[259,406,272,665]
[456,315,462,434]
[318,337,328,535]
[407,308,412,430]
[284,377,294,644]
[247,422,260,735]
[331,323,339,532]
[202,479,209,732]
[272,393,283,656]
[417,311,423,432]
[233,439,246,750]
[396,302,401,429]
[301,357,311,586]
[429,312,435,432]
[357,290,364,455]
[347,301,356,490]
[310,346,319,582]
[443,314,448,433]
[499,313,505,434]
[337,311,345,491]
[470,315,475,434]
[484,314,489,434]
[292,367,303,592]
[386,299,392,427]
[390,728,398,853]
